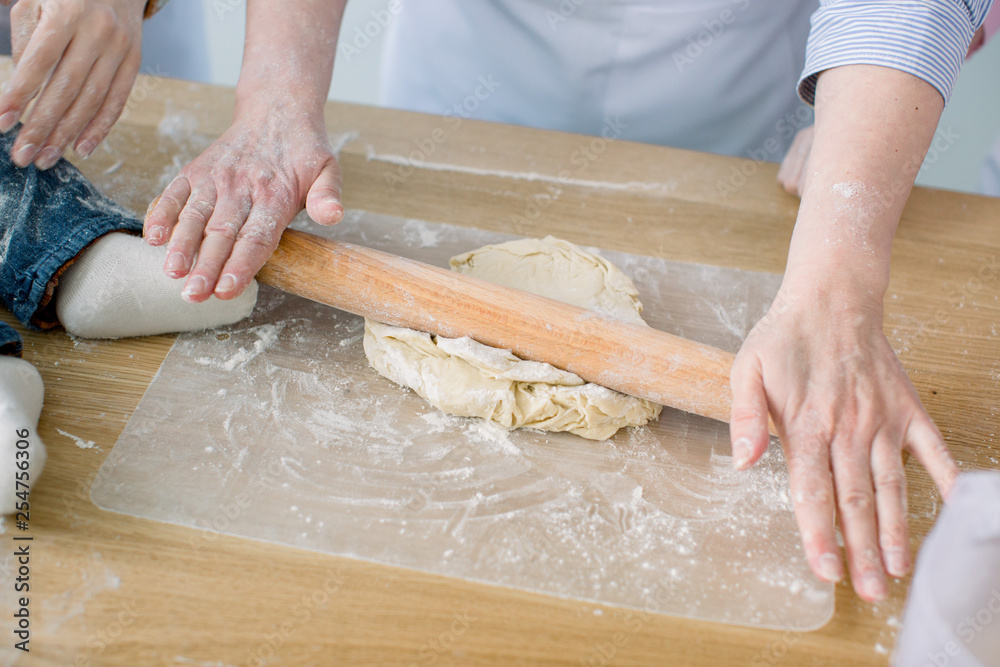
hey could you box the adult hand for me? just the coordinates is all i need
[729,277,958,602]
[0,0,145,169]
[776,125,813,197]
[143,107,344,302]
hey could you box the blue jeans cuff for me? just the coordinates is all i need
[0,126,143,330]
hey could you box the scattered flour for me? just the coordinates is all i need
[194,322,286,372]
[832,181,864,199]
[365,147,677,194]
[329,130,360,157]
[56,428,96,450]
[403,218,442,248]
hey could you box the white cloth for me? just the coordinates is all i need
[380,0,817,158]
[893,472,1000,667]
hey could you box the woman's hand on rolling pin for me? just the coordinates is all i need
[777,125,814,197]
[142,107,344,302]
[0,0,145,169]
[728,278,958,602]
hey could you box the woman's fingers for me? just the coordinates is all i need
[2,1,143,165]
[72,46,140,157]
[0,11,73,136]
[145,177,192,246]
[13,24,119,167]
[905,417,959,500]
[182,195,253,302]
[784,433,844,585]
[163,185,217,280]
[305,158,345,225]
[214,207,287,300]
[871,428,910,578]
[831,430,887,602]
[24,42,129,168]
[729,352,771,470]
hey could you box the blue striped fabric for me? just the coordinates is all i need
[799,0,994,105]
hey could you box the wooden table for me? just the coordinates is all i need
[2,60,999,666]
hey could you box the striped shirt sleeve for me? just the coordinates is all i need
[798,0,994,105]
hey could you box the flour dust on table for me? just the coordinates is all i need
[363,236,662,440]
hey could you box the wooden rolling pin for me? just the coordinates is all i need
[256,228,742,427]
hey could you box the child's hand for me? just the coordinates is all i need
[0,0,145,169]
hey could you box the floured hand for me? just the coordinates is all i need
[0,0,144,169]
[143,108,344,302]
[729,277,958,602]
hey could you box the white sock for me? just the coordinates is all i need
[55,233,259,339]
[0,356,46,516]
[893,472,1000,667]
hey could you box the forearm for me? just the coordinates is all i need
[785,65,943,304]
[235,0,347,120]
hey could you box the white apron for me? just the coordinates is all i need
[379,0,817,158]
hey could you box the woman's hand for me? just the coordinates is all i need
[729,276,958,602]
[777,125,813,197]
[0,0,145,169]
[143,106,344,302]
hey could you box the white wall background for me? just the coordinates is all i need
[141,0,1000,194]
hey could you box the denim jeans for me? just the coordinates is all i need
[0,127,143,355]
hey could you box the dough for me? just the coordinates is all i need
[363,236,661,440]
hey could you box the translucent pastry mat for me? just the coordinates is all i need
[91,211,834,630]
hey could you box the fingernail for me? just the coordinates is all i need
[884,549,908,578]
[0,111,19,133]
[182,276,207,299]
[12,143,36,167]
[146,227,166,245]
[215,274,237,294]
[164,252,187,274]
[732,437,752,469]
[817,553,843,582]
[862,572,887,601]
[34,146,60,170]
[76,139,96,159]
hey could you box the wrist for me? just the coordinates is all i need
[233,85,326,130]
[779,258,887,319]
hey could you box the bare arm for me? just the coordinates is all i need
[144,0,348,301]
[731,65,959,602]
